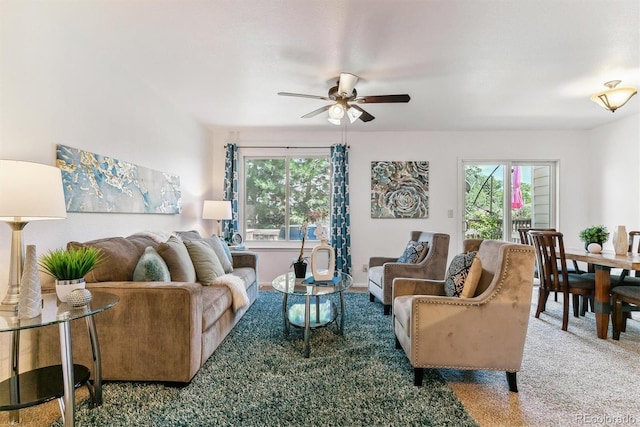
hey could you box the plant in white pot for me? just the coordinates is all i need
[39,247,104,302]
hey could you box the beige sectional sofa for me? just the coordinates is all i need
[35,231,258,383]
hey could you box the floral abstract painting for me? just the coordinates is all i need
[56,144,181,214]
[371,161,429,218]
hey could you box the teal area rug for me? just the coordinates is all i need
[52,291,477,426]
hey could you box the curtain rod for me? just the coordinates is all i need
[237,145,349,149]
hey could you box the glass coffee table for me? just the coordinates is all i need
[271,272,353,357]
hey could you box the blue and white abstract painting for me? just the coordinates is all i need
[56,144,181,214]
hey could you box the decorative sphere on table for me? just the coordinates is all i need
[67,288,93,307]
[587,243,602,254]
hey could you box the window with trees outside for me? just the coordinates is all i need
[240,148,331,244]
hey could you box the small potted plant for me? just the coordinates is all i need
[579,225,610,251]
[292,219,310,278]
[39,247,104,302]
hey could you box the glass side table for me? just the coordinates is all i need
[272,272,353,357]
[0,291,118,426]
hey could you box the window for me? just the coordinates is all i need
[462,161,557,243]
[240,148,331,244]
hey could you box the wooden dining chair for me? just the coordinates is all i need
[617,231,640,285]
[529,230,596,331]
[611,285,640,340]
[518,227,583,274]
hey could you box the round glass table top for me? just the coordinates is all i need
[272,272,353,296]
[0,291,119,332]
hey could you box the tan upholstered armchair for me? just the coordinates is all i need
[368,231,450,315]
[392,240,536,392]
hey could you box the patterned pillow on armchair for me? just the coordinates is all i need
[397,241,429,264]
[444,251,478,297]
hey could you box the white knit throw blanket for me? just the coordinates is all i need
[212,274,249,312]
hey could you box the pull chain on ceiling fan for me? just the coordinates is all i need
[278,72,410,125]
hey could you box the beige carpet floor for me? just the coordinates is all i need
[3,286,639,427]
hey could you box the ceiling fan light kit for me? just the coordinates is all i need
[279,72,410,125]
[590,80,637,112]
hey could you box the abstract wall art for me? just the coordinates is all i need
[371,161,429,218]
[56,144,181,214]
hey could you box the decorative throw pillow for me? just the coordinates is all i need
[133,247,171,282]
[202,236,234,274]
[460,256,482,298]
[444,251,478,297]
[219,237,233,263]
[174,230,203,241]
[156,235,197,282]
[397,241,429,264]
[183,239,226,284]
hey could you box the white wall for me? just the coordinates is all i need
[587,114,640,240]
[0,4,212,374]
[210,127,610,286]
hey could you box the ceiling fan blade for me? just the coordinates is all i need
[278,92,331,101]
[301,105,331,118]
[338,73,359,97]
[350,104,375,122]
[355,94,411,103]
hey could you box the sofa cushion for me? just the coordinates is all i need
[444,251,478,297]
[460,256,482,298]
[230,267,256,289]
[156,235,197,282]
[368,266,383,287]
[393,296,413,337]
[133,247,171,282]
[183,239,225,284]
[201,285,233,331]
[202,236,234,274]
[397,241,429,264]
[68,235,158,282]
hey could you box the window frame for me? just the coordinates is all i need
[238,147,331,249]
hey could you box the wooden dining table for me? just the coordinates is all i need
[564,248,640,339]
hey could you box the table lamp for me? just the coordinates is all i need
[0,160,67,311]
[202,200,232,237]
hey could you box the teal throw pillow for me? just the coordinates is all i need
[219,237,233,263]
[133,246,171,282]
[397,241,429,264]
[444,251,478,297]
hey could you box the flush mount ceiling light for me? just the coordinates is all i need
[590,80,637,112]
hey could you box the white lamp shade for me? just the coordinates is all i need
[202,200,232,220]
[0,160,67,221]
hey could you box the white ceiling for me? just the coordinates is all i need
[8,0,640,132]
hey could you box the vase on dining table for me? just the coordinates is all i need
[612,225,628,255]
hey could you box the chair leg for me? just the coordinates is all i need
[383,304,391,316]
[562,291,569,331]
[613,299,623,340]
[506,371,518,393]
[414,368,424,386]
[395,336,401,349]
[535,288,548,318]
[572,294,580,317]
[369,293,375,302]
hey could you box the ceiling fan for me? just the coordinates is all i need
[278,73,410,125]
